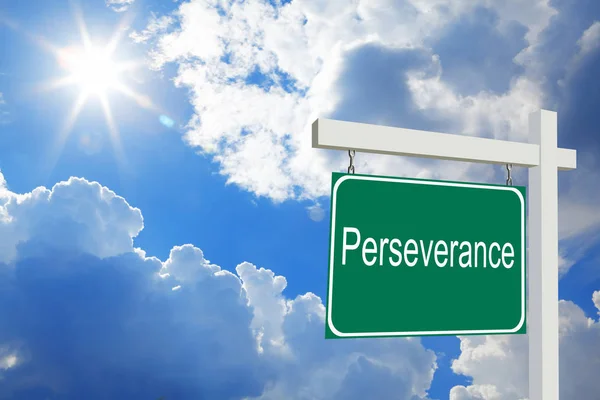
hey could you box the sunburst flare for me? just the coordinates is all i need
[25,7,164,173]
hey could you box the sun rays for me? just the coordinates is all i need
[46,10,158,166]
[2,6,165,172]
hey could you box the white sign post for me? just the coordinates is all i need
[312,109,577,400]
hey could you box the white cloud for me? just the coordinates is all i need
[237,262,288,354]
[0,92,9,124]
[133,0,563,203]
[450,292,600,399]
[160,244,221,283]
[238,266,437,400]
[0,170,9,200]
[0,175,437,399]
[484,0,556,45]
[106,0,135,13]
[560,21,600,83]
[130,13,174,44]
[577,21,600,57]
[450,384,503,400]
[132,0,600,277]
[306,203,325,222]
[0,175,143,263]
[0,347,19,371]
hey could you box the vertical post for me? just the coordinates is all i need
[528,109,559,400]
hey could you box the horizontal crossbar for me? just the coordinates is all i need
[312,118,577,171]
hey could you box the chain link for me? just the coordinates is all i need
[347,150,356,174]
[506,164,513,186]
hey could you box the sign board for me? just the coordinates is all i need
[325,172,526,339]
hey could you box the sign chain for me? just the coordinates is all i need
[348,150,356,174]
[506,164,513,186]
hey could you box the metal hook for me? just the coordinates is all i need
[348,150,356,174]
[506,164,513,186]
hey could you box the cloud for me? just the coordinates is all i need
[236,263,436,400]
[449,291,600,399]
[428,7,528,97]
[106,0,135,13]
[450,385,502,400]
[132,0,600,273]
[0,175,437,399]
[577,21,600,57]
[0,171,8,199]
[558,159,600,274]
[0,176,143,264]
[0,92,10,124]
[306,203,325,222]
[130,13,174,44]
[133,0,561,203]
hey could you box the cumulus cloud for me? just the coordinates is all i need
[0,175,438,399]
[126,0,600,225]
[0,176,143,264]
[0,171,8,198]
[577,21,600,57]
[449,292,600,400]
[132,0,565,203]
[132,0,600,275]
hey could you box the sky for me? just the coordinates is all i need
[0,0,599,399]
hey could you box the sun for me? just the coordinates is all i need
[59,45,120,96]
[30,9,164,170]
[2,6,168,174]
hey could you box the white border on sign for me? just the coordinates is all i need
[327,174,526,338]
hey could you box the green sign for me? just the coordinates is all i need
[325,173,526,339]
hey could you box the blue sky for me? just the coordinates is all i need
[0,0,599,399]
